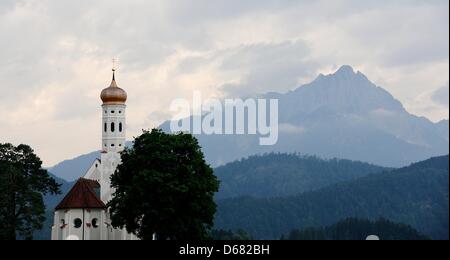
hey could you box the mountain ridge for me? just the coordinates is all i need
[215,153,387,199]
[215,155,449,240]
[49,65,449,181]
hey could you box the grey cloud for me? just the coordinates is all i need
[218,41,318,97]
[432,84,449,106]
[165,0,302,24]
[0,0,448,164]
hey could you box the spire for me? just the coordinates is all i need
[110,69,118,88]
[110,58,118,87]
[101,61,127,104]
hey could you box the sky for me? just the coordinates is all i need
[0,0,448,166]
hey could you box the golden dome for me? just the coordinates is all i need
[101,70,127,104]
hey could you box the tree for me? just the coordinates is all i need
[211,229,253,240]
[108,129,220,240]
[281,218,430,240]
[0,143,61,240]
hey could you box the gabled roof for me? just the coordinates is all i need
[55,178,106,210]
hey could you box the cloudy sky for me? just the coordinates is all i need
[0,0,448,166]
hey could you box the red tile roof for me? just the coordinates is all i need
[55,178,106,210]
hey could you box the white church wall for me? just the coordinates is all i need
[84,160,102,181]
[80,209,103,240]
[65,209,84,240]
[100,152,121,203]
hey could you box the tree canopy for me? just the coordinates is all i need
[0,143,60,240]
[281,218,430,240]
[108,129,220,240]
[215,155,449,240]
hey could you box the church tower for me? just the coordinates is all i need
[100,68,127,153]
[52,67,137,240]
[99,68,127,203]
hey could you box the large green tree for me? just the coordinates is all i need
[0,143,60,240]
[108,129,220,240]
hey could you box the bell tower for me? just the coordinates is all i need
[100,69,127,153]
[99,67,127,202]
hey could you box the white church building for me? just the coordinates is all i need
[51,69,138,240]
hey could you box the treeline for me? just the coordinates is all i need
[215,155,449,240]
[211,229,253,240]
[215,153,386,199]
[281,218,430,240]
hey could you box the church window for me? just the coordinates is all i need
[119,111,122,114]
[111,122,115,132]
[104,123,107,132]
[92,219,99,228]
[111,144,115,147]
[111,110,115,114]
[74,218,82,229]
[119,122,123,132]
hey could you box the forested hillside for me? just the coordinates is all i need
[215,153,386,199]
[215,155,449,240]
[282,218,430,240]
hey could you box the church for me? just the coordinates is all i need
[51,69,138,240]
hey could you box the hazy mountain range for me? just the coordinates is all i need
[36,65,448,240]
[49,65,448,181]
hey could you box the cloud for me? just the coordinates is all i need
[279,124,306,134]
[431,84,450,106]
[0,0,448,166]
[216,41,318,97]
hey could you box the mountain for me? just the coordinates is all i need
[32,173,74,240]
[214,155,449,240]
[282,218,430,240]
[48,151,100,182]
[44,173,75,210]
[161,65,448,168]
[49,65,448,181]
[215,153,386,199]
[436,120,449,142]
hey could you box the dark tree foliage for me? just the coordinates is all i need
[0,143,61,240]
[211,229,253,240]
[281,218,430,240]
[108,129,220,240]
[215,153,386,199]
[215,155,449,240]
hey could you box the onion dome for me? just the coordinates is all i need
[100,69,127,104]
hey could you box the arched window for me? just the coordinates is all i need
[104,123,107,133]
[92,218,99,228]
[119,122,123,132]
[74,218,82,229]
[111,122,115,132]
